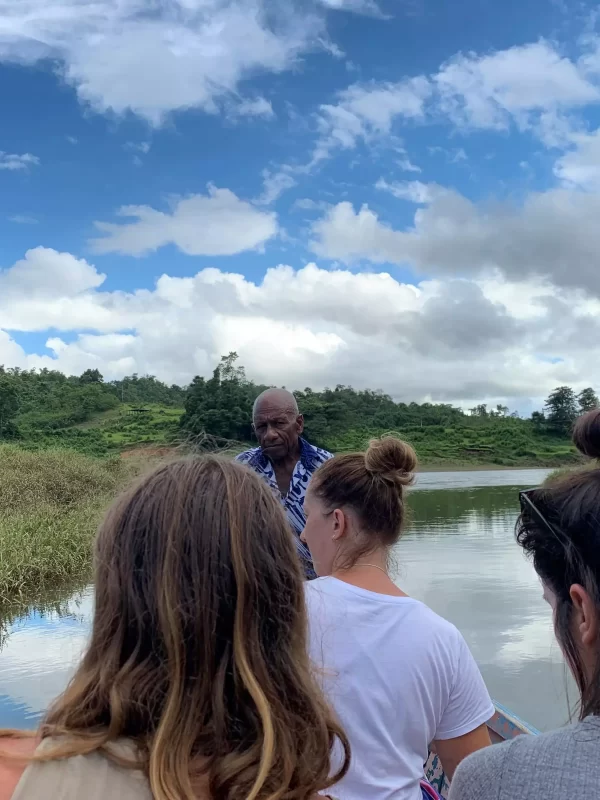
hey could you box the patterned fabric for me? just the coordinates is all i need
[235,437,332,579]
[421,779,443,800]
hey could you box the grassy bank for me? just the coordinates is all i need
[0,445,134,610]
[327,424,580,469]
[0,427,584,611]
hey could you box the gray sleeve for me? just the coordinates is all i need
[447,741,511,800]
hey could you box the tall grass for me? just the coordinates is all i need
[0,445,133,609]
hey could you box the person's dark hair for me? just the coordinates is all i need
[310,435,417,565]
[21,457,350,799]
[516,408,600,719]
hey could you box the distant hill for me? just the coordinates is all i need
[0,358,590,468]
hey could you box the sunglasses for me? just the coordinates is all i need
[519,488,571,552]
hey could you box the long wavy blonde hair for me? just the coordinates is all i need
[16,456,350,799]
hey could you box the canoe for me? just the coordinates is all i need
[424,701,539,797]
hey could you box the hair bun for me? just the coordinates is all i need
[572,409,600,460]
[364,435,417,485]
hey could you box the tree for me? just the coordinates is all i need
[578,387,599,414]
[0,378,19,438]
[469,404,488,417]
[531,410,545,431]
[180,353,265,442]
[79,368,103,385]
[545,386,578,435]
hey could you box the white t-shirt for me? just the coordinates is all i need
[305,577,494,800]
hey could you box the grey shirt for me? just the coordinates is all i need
[448,716,600,800]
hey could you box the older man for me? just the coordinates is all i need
[235,388,331,579]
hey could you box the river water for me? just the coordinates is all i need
[0,468,574,731]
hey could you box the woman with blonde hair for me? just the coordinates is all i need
[301,436,493,800]
[0,456,350,800]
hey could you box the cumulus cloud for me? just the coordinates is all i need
[311,186,600,294]
[317,0,384,15]
[0,0,327,124]
[90,186,278,256]
[554,128,600,189]
[2,251,600,408]
[308,38,600,164]
[255,169,297,205]
[313,77,432,162]
[375,178,442,204]
[434,40,600,131]
[230,96,275,118]
[0,152,39,170]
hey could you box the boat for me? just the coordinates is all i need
[424,701,539,797]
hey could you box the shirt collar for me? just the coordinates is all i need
[252,437,317,471]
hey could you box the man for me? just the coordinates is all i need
[235,388,332,579]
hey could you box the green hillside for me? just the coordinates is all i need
[0,358,592,467]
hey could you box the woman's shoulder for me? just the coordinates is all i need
[0,736,151,800]
[449,718,600,799]
[0,737,38,800]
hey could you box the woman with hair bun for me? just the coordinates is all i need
[449,409,600,800]
[301,436,493,800]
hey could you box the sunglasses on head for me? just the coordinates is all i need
[519,488,569,550]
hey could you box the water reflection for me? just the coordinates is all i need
[397,477,575,731]
[0,469,574,731]
[0,588,92,726]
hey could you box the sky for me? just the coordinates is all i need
[2,0,600,412]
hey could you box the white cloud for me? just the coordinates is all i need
[396,151,421,173]
[311,186,600,294]
[554,128,600,189]
[313,77,432,162]
[231,96,275,118]
[7,215,38,224]
[1,247,105,298]
[292,198,330,212]
[434,40,600,131]
[0,0,326,124]
[2,252,600,406]
[0,152,39,170]
[255,169,296,205]
[90,186,278,256]
[317,0,384,15]
[375,178,442,204]
[125,141,151,155]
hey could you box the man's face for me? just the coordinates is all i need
[253,402,304,461]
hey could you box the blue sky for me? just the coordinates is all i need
[2,0,600,410]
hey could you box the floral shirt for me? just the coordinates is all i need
[235,437,332,579]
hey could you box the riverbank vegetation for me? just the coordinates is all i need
[0,445,134,611]
[0,356,597,608]
[1,355,597,468]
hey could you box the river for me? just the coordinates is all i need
[0,468,574,731]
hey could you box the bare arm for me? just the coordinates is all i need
[432,723,491,781]
[0,736,38,800]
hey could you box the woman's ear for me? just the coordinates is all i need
[331,508,347,541]
[570,584,598,647]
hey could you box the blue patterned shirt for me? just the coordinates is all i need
[235,437,332,579]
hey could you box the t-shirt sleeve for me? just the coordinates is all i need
[447,740,509,800]
[434,629,495,740]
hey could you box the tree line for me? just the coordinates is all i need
[179,353,598,444]
[0,366,184,439]
[0,355,597,444]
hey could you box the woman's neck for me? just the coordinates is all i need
[331,551,407,598]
